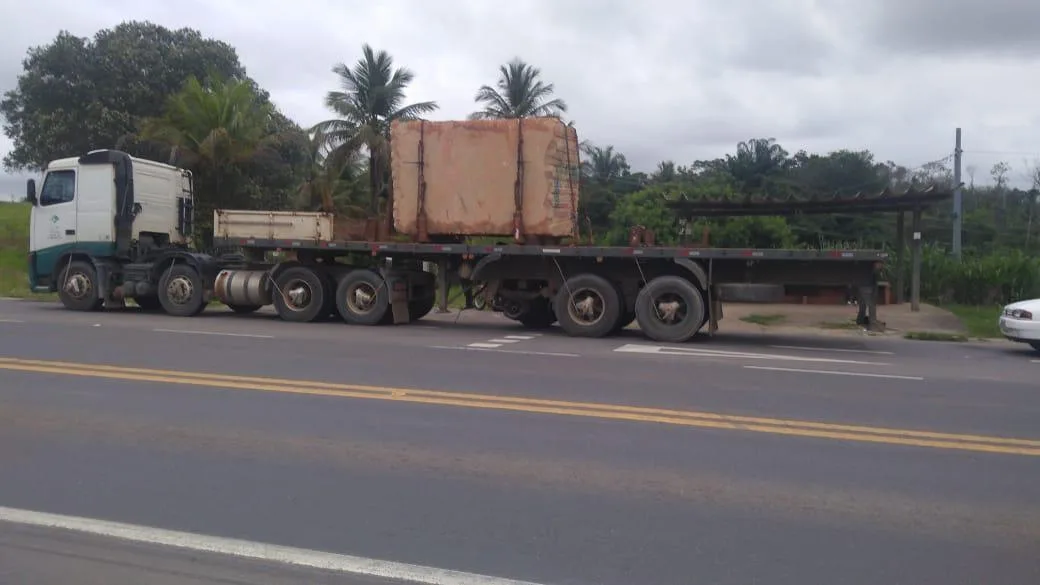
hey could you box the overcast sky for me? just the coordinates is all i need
[2,0,1040,197]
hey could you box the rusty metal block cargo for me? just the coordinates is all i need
[390,118,581,240]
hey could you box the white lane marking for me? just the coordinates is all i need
[467,342,503,349]
[770,344,895,356]
[0,506,545,585]
[613,344,888,365]
[0,318,25,323]
[153,328,274,339]
[504,335,536,340]
[431,345,579,358]
[744,366,924,380]
[488,339,522,344]
[1032,360,1040,364]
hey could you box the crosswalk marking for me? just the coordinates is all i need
[468,333,542,349]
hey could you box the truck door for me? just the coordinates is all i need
[30,169,78,282]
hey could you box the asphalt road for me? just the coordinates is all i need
[1,299,1038,585]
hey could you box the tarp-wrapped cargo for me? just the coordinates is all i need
[390,118,581,240]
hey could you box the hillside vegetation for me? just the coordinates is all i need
[0,202,30,297]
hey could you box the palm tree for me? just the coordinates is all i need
[470,58,567,120]
[311,44,438,214]
[295,129,367,216]
[580,144,629,184]
[139,75,274,172]
[724,138,791,193]
[138,74,277,244]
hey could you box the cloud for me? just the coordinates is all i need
[2,0,1039,188]
[856,0,1040,58]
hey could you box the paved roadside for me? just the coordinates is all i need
[0,521,428,585]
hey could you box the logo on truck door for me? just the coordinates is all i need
[47,214,63,240]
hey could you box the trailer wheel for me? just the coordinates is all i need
[272,266,327,323]
[336,270,389,325]
[227,303,262,314]
[610,282,635,333]
[634,275,706,343]
[517,298,556,329]
[56,260,104,312]
[554,274,621,338]
[158,264,207,317]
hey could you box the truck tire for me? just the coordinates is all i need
[611,282,635,333]
[227,303,262,314]
[335,270,389,325]
[57,260,104,312]
[272,266,328,323]
[158,264,207,317]
[553,274,621,338]
[634,275,706,343]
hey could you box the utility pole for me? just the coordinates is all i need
[952,128,963,259]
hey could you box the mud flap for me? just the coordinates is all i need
[388,276,411,324]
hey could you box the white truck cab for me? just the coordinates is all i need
[27,150,195,308]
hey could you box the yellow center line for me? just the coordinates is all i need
[0,357,1037,457]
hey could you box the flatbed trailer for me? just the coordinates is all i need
[26,148,887,344]
[202,210,886,343]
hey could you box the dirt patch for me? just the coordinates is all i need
[720,302,969,338]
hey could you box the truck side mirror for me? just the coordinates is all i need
[26,179,37,205]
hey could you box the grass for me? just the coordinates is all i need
[0,202,35,298]
[943,304,1002,338]
[818,318,862,330]
[903,331,969,342]
[740,313,787,326]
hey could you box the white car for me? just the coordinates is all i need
[998,298,1040,352]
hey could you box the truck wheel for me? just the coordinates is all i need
[57,260,104,312]
[610,282,634,333]
[517,298,556,329]
[158,264,207,317]
[554,274,621,338]
[272,266,328,323]
[227,303,262,314]
[634,275,706,343]
[336,270,389,325]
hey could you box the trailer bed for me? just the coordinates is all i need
[213,235,888,261]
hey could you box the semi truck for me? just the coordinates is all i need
[25,118,886,344]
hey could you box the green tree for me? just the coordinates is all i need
[311,44,438,214]
[295,129,368,216]
[137,74,280,245]
[469,58,567,120]
[1,21,247,171]
[605,185,685,245]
